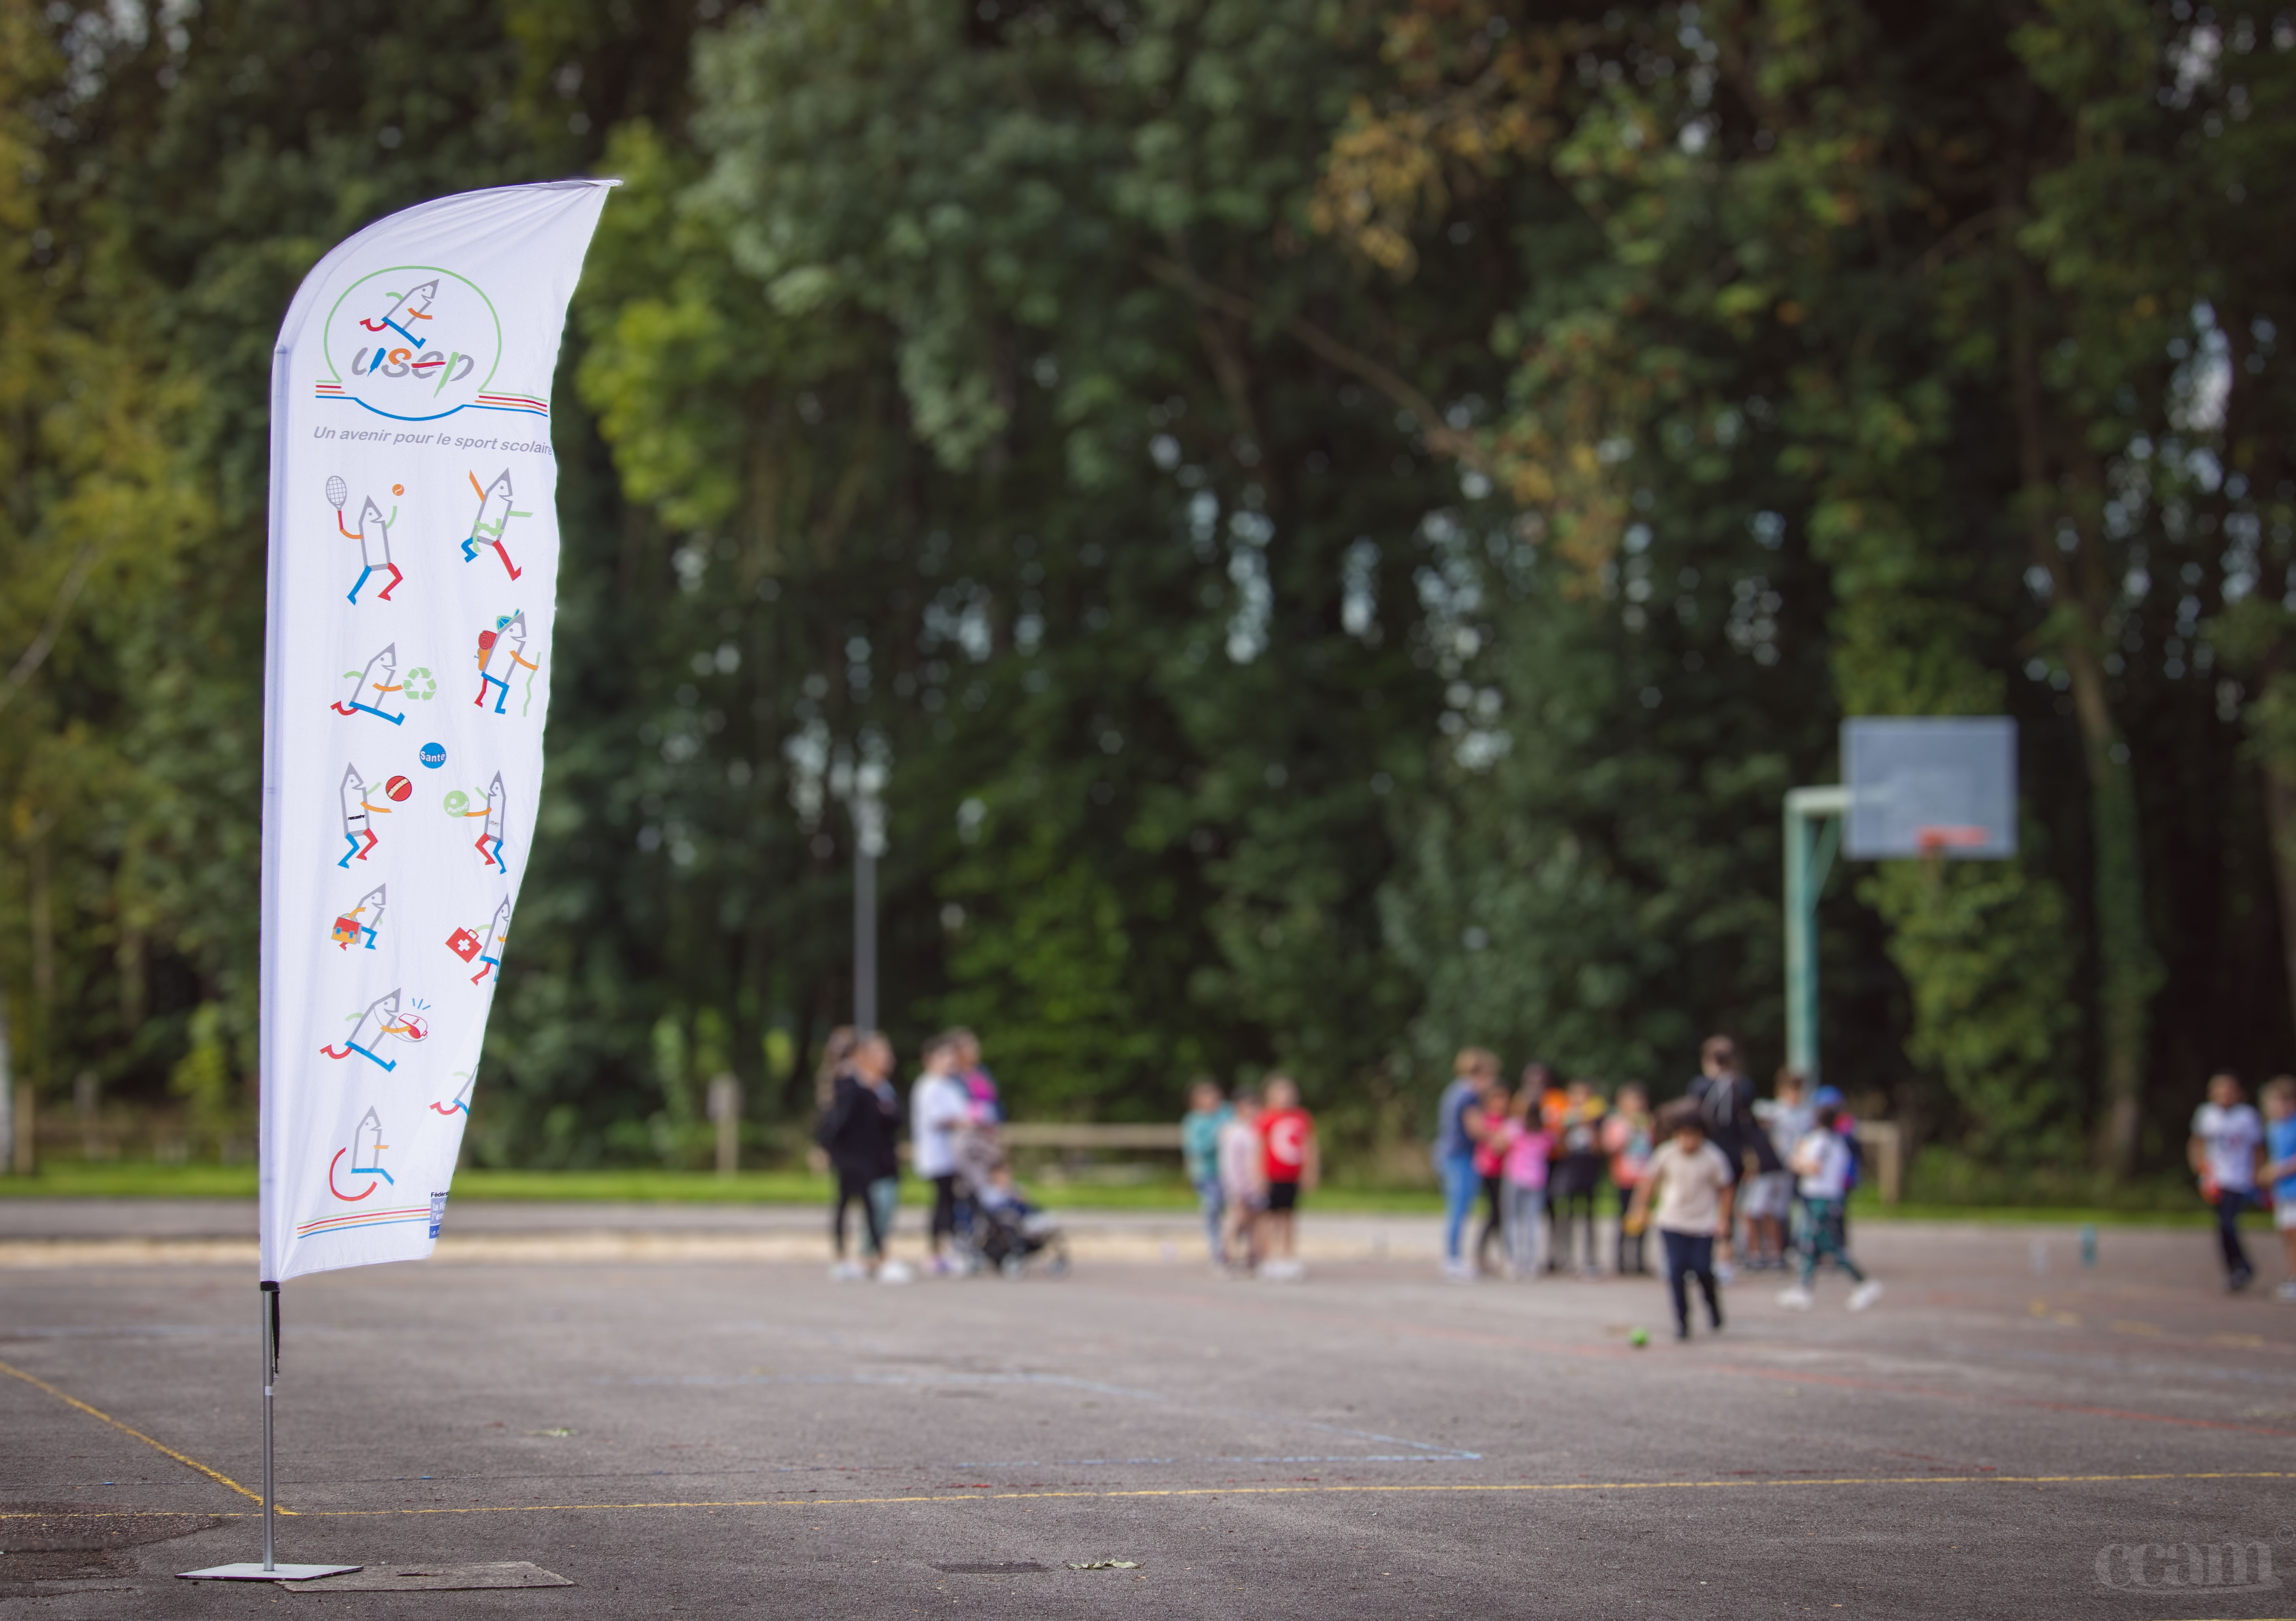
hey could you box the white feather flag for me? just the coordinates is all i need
[258,182,613,1283]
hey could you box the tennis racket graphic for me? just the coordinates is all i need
[326,475,348,510]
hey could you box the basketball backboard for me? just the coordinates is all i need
[1841,717,2017,860]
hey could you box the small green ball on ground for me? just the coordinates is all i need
[1628,1327,1650,1347]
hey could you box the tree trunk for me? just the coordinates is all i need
[2010,267,2157,1178]
[2262,756,2296,1045]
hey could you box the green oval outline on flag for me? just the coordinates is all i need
[318,265,504,422]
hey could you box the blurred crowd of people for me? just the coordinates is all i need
[1418,1035,1882,1338]
[807,1024,2296,1315]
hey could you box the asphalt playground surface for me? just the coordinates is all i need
[2,1201,2292,1618]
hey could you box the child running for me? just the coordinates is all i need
[2263,1075,2296,1303]
[1778,1101,1883,1311]
[1624,1100,1733,1340]
[1256,1075,1318,1282]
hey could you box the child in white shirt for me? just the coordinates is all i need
[1623,1101,1734,1340]
[1778,1103,1882,1311]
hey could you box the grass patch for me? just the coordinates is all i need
[2,1163,2252,1226]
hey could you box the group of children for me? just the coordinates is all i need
[1434,1037,1882,1339]
[1433,1049,1657,1283]
[1181,1076,1320,1281]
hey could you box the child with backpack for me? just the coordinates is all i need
[1777,1101,1883,1312]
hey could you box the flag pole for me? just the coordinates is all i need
[261,1282,277,1572]
[177,1282,360,1582]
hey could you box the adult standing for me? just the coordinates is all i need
[821,1031,907,1283]
[1437,1049,1497,1283]
[2189,1071,2266,1292]
[911,1036,972,1276]
[1687,1035,1777,1268]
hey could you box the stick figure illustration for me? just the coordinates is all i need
[333,644,408,725]
[334,485,404,605]
[472,611,540,714]
[329,883,387,950]
[358,279,438,349]
[470,897,511,984]
[461,469,529,581]
[319,987,423,1071]
[338,763,392,866]
[470,771,509,871]
[327,1106,395,1200]
[430,1071,475,1118]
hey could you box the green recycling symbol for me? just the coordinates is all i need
[403,667,439,700]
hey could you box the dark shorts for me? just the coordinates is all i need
[1266,1180,1300,1212]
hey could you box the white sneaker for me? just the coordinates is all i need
[878,1260,915,1285]
[1443,1260,1475,1284]
[1714,1260,1736,1286]
[1847,1280,1884,1312]
[1262,1258,1305,1283]
[1777,1284,1814,1310]
[2277,1280,2296,1303]
[828,1260,866,1283]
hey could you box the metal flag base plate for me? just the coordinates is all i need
[177,1563,363,1582]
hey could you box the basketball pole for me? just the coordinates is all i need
[1783,785,1847,1084]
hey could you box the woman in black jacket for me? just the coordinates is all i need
[820,1030,906,1281]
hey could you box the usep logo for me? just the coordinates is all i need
[418,742,447,770]
[317,266,503,423]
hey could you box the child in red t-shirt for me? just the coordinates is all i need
[1255,1074,1318,1281]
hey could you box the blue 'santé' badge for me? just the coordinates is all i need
[428,1191,448,1239]
[418,741,447,769]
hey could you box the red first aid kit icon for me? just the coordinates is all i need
[445,926,482,962]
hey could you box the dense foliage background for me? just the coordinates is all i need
[6,0,2295,1192]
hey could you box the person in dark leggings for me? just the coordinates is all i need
[1550,1078,1609,1274]
[821,1031,906,1282]
[1473,1084,1511,1275]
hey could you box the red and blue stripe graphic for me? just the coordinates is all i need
[296,1204,433,1239]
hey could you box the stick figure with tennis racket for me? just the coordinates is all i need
[328,476,404,604]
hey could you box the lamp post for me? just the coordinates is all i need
[831,748,889,1033]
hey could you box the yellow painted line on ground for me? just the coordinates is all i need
[0,1356,281,1512]
[2113,1320,2167,1337]
[9,1468,2281,1523]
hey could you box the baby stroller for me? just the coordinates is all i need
[952,1127,1069,1278]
